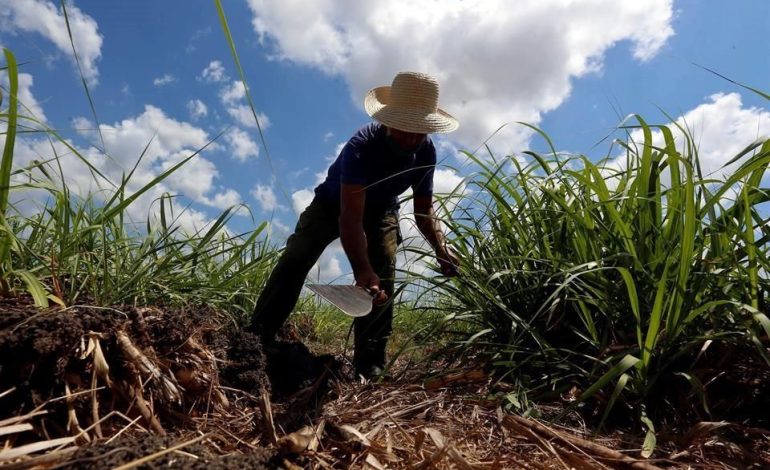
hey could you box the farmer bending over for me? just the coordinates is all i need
[250,71,460,379]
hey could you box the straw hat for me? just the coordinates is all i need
[364,72,459,134]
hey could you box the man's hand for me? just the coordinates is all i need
[355,268,388,305]
[340,183,387,305]
[414,195,459,277]
[436,246,460,277]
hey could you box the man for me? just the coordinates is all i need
[250,71,460,379]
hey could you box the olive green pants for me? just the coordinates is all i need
[250,197,400,370]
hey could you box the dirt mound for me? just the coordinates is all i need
[0,301,347,468]
[0,305,246,417]
[219,329,268,396]
[219,332,342,400]
[0,303,124,404]
[0,303,274,463]
[264,340,341,399]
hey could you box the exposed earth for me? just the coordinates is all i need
[1,300,769,469]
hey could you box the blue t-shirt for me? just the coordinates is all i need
[314,123,435,212]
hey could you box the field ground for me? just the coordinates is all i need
[1,300,768,469]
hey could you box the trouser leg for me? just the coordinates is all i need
[250,198,339,341]
[353,211,400,372]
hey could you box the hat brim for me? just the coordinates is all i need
[364,86,459,134]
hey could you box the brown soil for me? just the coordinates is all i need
[2,298,769,469]
[0,300,339,469]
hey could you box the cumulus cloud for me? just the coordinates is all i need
[207,188,242,210]
[199,60,228,82]
[219,80,246,105]
[16,140,222,234]
[251,183,279,212]
[96,105,211,161]
[291,188,314,214]
[215,80,271,131]
[432,168,467,195]
[659,93,769,180]
[307,241,349,283]
[246,0,674,153]
[268,219,292,239]
[71,116,92,132]
[0,0,103,84]
[225,128,259,161]
[158,151,221,204]
[187,99,208,120]
[3,100,244,231]
[604,93,770,182]
[153,74,176,86]
[227,106,271,130]
[1,72,47,124]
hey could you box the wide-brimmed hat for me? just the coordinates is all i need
[364,71,459,134]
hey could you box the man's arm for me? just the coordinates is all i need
[414,195,459,276]
[340,184,386,300]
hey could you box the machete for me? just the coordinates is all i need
[306,284,376,317]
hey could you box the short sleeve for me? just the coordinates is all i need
[339,129,369,186]
[412,142,436,196]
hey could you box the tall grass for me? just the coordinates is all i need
[0,47,279,317]
[412,111,770,435]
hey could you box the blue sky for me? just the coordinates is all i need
[1,0,769,281]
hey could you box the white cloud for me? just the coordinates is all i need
[227,105,271,130]
[216,80,271,131]
[661,93,769,180]
[207,188,242,210]
[186,26,211,54]
[268,219,292,240]
[200,60,228,82]
[219,80,246,105]
[158,151,221,204]
[0,0,103,84]
[225,128,259,161]
[71,116,92,132]
[432,168,466,195]
[4,102,242,233]
[251,184,278,212]
[187,99,208,120]
[1,72,47,124]
[153,74,176,86]
[246,0,674,153]
[308,241,349,283]
[605,93,770,182]
[96,105,212,160]
[291,188,314,214]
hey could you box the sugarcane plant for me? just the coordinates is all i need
[407,100,770,451]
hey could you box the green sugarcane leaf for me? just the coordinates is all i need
[640,413,657,458]
[578,354,640,402]
[16,269,49,308]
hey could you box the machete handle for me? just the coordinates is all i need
[363,286,388,305]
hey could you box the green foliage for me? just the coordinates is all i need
[0,47,52,305]
[409,113,770,428]
[0,44,279,315]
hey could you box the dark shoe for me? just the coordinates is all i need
[355,364,386,381]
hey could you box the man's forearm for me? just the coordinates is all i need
[340,218,372,276]
[415,205,459,276]
[415,212,446,253]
